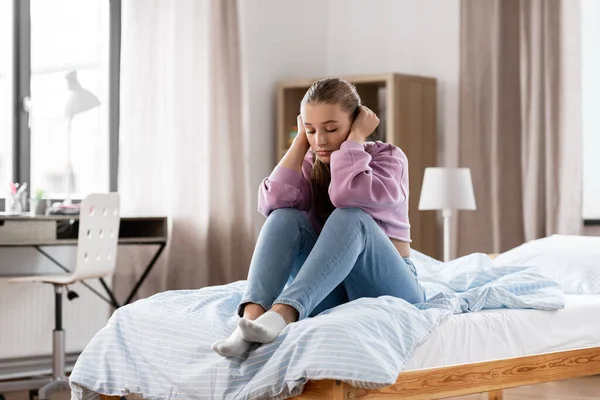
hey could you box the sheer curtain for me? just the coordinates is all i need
[114,0,255,300]
[458,0,582,256]
[458,0,582,255]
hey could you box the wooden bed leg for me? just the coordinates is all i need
[99,396,122,400]
[488,390,503,400]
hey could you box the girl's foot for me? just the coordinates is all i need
[211,303,266,357]
[211,326,250,357]
[238,304,297,344]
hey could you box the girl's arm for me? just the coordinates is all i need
[258,116,312,216]
[329,141,407,209]
[329,106,407,209]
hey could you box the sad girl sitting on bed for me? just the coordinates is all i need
[212,78,425,357]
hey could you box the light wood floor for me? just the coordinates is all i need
[3,376,600,399]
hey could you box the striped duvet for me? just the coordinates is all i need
[69,252,564,400]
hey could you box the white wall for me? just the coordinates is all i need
[582,0,600,220]
[239,0,330,234]
[240,0,461,233]
[325,0,461,169]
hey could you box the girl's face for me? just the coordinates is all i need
[301,103,352,164]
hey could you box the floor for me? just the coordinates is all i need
[2,376,600,399]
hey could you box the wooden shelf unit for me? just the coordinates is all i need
[276,73,438,258]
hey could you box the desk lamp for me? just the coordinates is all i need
[418,167,476,262]
[62,70,100,206]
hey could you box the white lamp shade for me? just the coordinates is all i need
[418,167,476,211]
[64,70,100,118]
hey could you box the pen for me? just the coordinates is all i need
[17,182,28,195]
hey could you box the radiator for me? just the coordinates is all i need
[0,247,112,360]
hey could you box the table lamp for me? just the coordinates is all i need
[62,70,100,206]
[418,167,476,262]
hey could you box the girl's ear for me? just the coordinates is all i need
[351,105,361,124]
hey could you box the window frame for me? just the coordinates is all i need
[0,0,120,211]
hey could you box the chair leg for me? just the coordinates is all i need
[488,390,503,400]
[37,285,70,399]
[52,285,67,380]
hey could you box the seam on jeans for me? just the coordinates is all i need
[306,220,364,314]
[299,224,318,245]
[272,227,303,304]
[272,214,316,307]
[352,214,369,274]
[404,259,417,275]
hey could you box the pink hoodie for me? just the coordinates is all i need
[258,140,411,242]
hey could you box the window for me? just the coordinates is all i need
[0,0,13,197]
[1,0,118,211]
[30,0,110,197]
[582,0,600,220]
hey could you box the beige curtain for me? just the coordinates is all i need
[114,0,255,301]
[206,0,255,285]
[458,0,582,256]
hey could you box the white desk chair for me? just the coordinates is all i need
[9,193,120,400]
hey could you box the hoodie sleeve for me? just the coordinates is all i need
[257,161,312,217]
[328,140,407,210]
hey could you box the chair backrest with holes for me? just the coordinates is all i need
[72,193,121,281]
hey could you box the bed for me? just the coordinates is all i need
[72,239,600,399]
[94,294,600,400]
[292,294,600,399]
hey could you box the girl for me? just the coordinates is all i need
[212,78,425,357]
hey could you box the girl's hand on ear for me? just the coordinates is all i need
[348,106,380,144]
[278,114,310,172]
[293,114,310,153]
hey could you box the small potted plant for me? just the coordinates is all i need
[30,189,49,216]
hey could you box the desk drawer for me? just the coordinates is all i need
[0,220,56,244]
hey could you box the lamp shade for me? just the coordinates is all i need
[64,70,100,118]
[418,167,476,211]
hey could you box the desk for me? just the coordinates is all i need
[0,215,168,308]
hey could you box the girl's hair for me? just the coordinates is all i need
[300,78,361,226]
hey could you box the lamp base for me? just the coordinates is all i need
[442,209,452,263]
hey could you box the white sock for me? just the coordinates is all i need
[211,326,251,357]
[238,311,287,344]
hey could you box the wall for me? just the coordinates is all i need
[581,0,600,220]
[240,0,462,234]
[325,0,461,169]
[239,0,330,234]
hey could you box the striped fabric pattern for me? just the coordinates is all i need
[70,252,564,400]
[492,234,600,294]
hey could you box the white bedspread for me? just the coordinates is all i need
[69,253,564,400]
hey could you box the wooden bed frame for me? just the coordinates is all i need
[99,346,600,400]
[290,346,600,399]
[98,253,600,399]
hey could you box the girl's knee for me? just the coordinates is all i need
[323,208,373,232]
[267,208,308,227]
[269,207,304,219]
[329,208,369,222]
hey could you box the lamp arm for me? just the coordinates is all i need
[65,117,74,205]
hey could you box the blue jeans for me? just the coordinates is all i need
[239,208,425,320]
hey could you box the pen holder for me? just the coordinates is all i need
[7,192,27,213]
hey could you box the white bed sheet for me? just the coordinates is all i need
[406,294,600,371]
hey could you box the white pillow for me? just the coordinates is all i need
[493,234,600,294]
